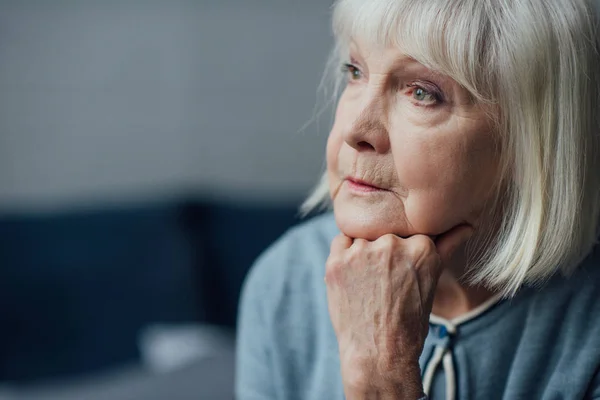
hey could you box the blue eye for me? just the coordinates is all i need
[413,87,436,102]
[407,83,443,105]
[342,63,362,81]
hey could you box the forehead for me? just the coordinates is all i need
[349,39,441,77]
[332,0,495,100]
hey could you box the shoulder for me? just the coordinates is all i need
[239,212,338,315]
[542,244,600,301]
[514,246,600,393]
[522,245,600,320]
[516,245,600,355]
[236,213,342,397]
[245,212,338,287]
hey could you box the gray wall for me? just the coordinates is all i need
[0,1,333,212]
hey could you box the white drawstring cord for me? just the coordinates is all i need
[424,293,503,400]
[422,321,457,400]
[422,346,445,396]
[442,350,456,400]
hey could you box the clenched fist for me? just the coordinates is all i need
[325,226,473,399]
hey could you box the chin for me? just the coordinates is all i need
[332,198,412,241]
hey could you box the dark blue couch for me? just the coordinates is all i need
[0,200,301,383]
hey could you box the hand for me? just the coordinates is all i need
[325,226,473,399]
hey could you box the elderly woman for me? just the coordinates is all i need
[236,0,600,398]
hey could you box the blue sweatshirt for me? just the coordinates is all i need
[236,213,600,399]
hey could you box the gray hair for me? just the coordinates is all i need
[302,0,600,296]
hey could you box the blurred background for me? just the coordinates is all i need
[0,1,333,399]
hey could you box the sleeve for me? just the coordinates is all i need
[235,260,277,400]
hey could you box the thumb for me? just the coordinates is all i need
[435,224,474,265]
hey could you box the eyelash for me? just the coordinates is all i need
[406,83,444,106]
[341,63,444,107]
[341,63,362,82]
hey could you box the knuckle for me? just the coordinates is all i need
[413,234,434,248]
[373,234,397,253]
[324,260,341,284]
[325,247,347,284]
[408,235,435,257]
[348,239,368,258]
[330,234,345,250]
[379,234,397,247]
[325,255,342,273]
[351,238,364,248]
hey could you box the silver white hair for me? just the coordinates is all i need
[302,0,600,296]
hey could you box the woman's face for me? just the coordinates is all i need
[327,41,500,241]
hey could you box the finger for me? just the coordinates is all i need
[435,224,474,265]
[330,234,353,255]
[325,235,353,285]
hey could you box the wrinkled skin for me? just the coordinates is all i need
[325,41,499,398]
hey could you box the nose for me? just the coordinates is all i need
[342,102,391,154]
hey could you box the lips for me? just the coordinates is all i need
[344,177,387,193]
[347,177,382,189]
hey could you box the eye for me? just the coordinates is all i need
[406,83,443,106]
[414,87,433,101]
[342,63,363,82]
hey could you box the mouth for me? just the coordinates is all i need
[344,177,387,193]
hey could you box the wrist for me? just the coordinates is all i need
[342,358,424,400]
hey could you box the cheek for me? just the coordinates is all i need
[391,126,500,229]
[326,99,352,177]
[326,127,344,199]
[325,118,345,200]
[392,112,498,187]
[394,139,468,186]
[326,127,341,171]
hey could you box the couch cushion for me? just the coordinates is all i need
[0,204,199,382]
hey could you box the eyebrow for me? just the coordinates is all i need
[347,40,460,96]
[349,41,434,72]
[349,50,444,82]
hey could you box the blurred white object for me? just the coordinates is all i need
[138,324,235,374]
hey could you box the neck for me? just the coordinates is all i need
[432,271,498,320]
[431,248,499,320]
